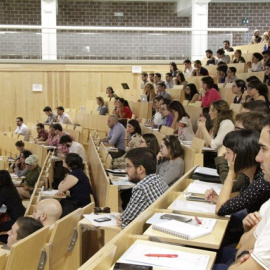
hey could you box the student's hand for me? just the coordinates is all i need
[157,152,163,161]
[228,153,237,178]
[247,61,252,68]
[197,119,206,130]
[56,191,65,196]
[239,250,253,264]
[205,188,218,204]
[23,185,29,191]
[243,212,261,232]
[117,214,122,226]
[218,145,227,157]
[15,160,20,167]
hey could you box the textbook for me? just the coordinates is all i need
[152,218,217,240]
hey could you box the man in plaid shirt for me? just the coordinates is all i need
[117,148,168,228]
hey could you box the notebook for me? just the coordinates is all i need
[152,219,216,240]
[186,180,223,195]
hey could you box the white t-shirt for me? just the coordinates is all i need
[153,111,163,126]
[14,123,29,141]
[69,141,86,161]
[178,116,194,141]
[252,199,270,269]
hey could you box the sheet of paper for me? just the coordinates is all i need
[172,200,216,214]
[194,167,219,177]
[186,180,223,195]
[42,190,59,195]
[122,243,210,270]
[83,213,119,227]
[0,205,7,213]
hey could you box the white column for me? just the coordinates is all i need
[41,0,57,60]
[191,0,210,61]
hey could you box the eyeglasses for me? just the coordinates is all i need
[94,207,110,214]
[125,164,137,169]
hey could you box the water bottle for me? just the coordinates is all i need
[178,129,184,142]
[264,44,267,52]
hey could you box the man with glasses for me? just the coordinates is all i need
[34,123,49,143]
[117,148,168,228]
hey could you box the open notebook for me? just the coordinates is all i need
[152,218,216,240]
[186,180,223,195]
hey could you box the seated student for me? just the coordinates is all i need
[165,72,174,89]
[59,135,86,161]
[216,48,231,64]
[168,100,194,140]
[33,199,62,227]
[169,61,179,77]
[58,153,93,217]
[142,82,156,103]
[157,136,184,186]
[205,49,217,66]
[117,148,168,228]
[101,115,126,158]
[215,112,267,192]
[13,150,32,178]
[232,79,246,104]
[7,217,43,249]
[126,119,142,147]
[43,106,57,125]
[152,96,164,126]
[225,67,238,84]
[140,72,149,89]
[115,98,132,119]
[232,49,246,63]
[223,40,234,52]
[174,71,187,86]
[96,97,107,115]
[191,60,209,76]
[217,65,228,83]
[153,72,162,88]
[243,80,270,105]
[214,120,270,270]
[14,117,29,141]
[184,83,199,103]
[106,86,118,101]
[56,106,72,124]
[247,53,263,72]
[241,100,270,115]
[263,62,270,86]
[17,155,41,199]
[0,170,25,244]
[197,100,234,150]
[51,123,69,157]
[205,130,270,216]
[10,140,26,171]
[199,76,222,108]
[45,125,59,147]
[156,82,172,100]
[183,59,194,77]
[195,107,213,140]
[34,123,49,143]
[160,98,174,127]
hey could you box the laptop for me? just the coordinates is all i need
[121,83,130,90]
[140,94,148,102]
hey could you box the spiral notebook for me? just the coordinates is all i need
[152,219,216,240]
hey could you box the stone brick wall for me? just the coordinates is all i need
[0,1,269,60]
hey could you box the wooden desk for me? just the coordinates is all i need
[143,217,228,250]
[113,239,216,270]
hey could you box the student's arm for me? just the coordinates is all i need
[229,255,264,270]
[189,93,199,103]
[58,175,78,193]
[197,120,212,146]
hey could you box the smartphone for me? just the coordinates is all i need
[93,217,111,222]
[160,214,192,223]
[113,262,153,270]
[186,195,209,203]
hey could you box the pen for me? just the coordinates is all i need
[195,216,202,225]
[145,254,178,258]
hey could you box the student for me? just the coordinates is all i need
[225,67,237,84]
[43,106,57,125]
[232,49,246,63]
[197,100,234,150]
[206,130,270,216]
[142,82,156,102]
[244,80,270,105]
[199,76,222,108]
[205,49,217,65]
[126,119,142,147]
[169,61,179,77]
[58,153,93,217]
[241,100,270,114]
[184,83,199,103]
[157,135,185,186]
[115,98,132,119]
[96,96,107,115]
[247,53,263,72]
[232,79,246,104]
[117,148,168,228]
[106,86,118,101]
[168,100,194,140]
[0,170,25,244]
[13,150,32,178]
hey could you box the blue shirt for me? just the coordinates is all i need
[108,122,126,151]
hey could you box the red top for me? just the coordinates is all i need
[200,88,222,107]
[123,106,132,119]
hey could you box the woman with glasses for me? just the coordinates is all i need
[0,170,25,244]
[16,155,41,199]
[232,79,246,104]
[58,153,93,217]
[197,100,234,151]
[157,135,184,186]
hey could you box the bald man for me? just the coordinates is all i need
[101,115,125,158]
[33,199,62,226]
